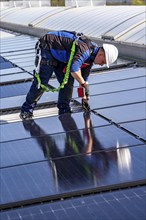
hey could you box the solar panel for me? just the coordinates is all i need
[0,61,14,69]
[0,91,57,110]
[0,67,24,76]
[73,76,145,97]
[1,79,145,110]
[1,49,35,57]
[88,67,146,85]
[87,88,145,109]
[0,24,145,220]
[4,52,35,60]
[0,145,145,208]
[0,55,6,62]
[0,112,109,142]
[0,72,32,84]
[97,103,146,123]
[0,36,36,54]
[11,61,34,68]
[0,55,14,69]
[1,185,145,220]
[121,120,146,140]
[1,119,144,168]
[96,102,146,141]
[0,82,31,98]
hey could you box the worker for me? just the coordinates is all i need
[20,30,118,120]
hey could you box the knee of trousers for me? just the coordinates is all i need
[26,87,44,104]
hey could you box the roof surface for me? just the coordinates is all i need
[0,3,146,220]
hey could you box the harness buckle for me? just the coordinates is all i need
[76,32,83,38]
[40,59,58,66]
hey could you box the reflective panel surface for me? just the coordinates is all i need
[0,112,109,142]
[121,120,146,140]
[97,103,146,123]
[0,112,143,167]
[0,31,145,219]
[1,144,146,205]
[88,88,145,109]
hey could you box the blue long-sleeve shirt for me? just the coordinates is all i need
[40,30,99,73]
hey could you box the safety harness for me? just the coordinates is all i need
[35,39,76,92]
[35,32,94,93]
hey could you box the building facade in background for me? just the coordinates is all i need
[0,0,145,6]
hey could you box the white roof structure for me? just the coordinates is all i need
[0,4,145,60]
[0,5,145,42]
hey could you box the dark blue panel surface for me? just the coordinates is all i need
[0,80,62,98]
[86,88,145,109]
[0,28,145,220]
[0,55,5,62]
[121,120,146,140]
[0,145,146,206]
[2,84,144,110]
[97,103,146,123]
[0,55,14,70]
[0,116,143,168]
[1,185,145,220]
[73,76,145,97]
[0,112,109,142]
[0,82,31,98]
[2,75,144,99]
[88,67,146,85]
[0,62,14,69]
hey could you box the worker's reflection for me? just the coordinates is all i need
[22,112,131,191]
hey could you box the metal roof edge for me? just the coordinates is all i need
[1,21,146,62]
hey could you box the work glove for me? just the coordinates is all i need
[81,82,90,100]
[82,99,90,112]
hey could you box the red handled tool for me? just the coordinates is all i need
[77,87,85,97]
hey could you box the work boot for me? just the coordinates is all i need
[20,101,36,120]
[58,107,72,115]
[20,111,33,120]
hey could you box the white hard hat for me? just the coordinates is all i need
[103,44,118,68]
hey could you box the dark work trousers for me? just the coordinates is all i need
[22,48,74,114]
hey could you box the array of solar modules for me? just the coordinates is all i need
[0,28,145,219]
[0,3,146,218]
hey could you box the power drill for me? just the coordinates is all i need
[77,83,90,111]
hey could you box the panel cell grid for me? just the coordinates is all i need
[0,186,145,220]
